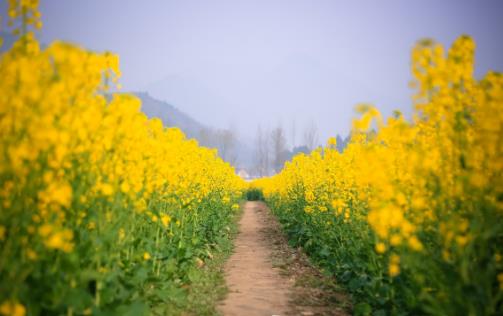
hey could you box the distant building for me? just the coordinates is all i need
[237,169,250,180]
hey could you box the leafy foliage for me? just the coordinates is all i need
[245,188,265,201]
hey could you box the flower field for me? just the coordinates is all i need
[2,1,503,315]
[0,1,244,315]
[254,36,503,315]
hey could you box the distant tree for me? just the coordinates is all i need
[218,129,237,165]
[198,127,214,148]
[254,126,270,177]
[336,134,350,153]
[290,119,296,149]
[303,121,319,151]
[198,127,237,165]
[292,145,310,155]
[270,125,288,173]
[285,145,310,161]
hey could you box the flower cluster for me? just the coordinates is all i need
[254,36,503,314]
[0,1,244,314]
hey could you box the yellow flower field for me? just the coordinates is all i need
[2,1,502,315]
[0,1,244,314]
[254,36,503,315]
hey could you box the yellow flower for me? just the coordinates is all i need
[390,234,402,246]
[99,183,114,196]
[442,250,451,262]
[26,249,37,260]
[390,254,400,264]
[38,224,53,237]
[44,229,74,252]
[0,300,26,316]
[408,236,423,251]
[331,199,345,210]
[327,137,337,147]
[161,214,171,227]
[389,263,400,277]
[120,182,130,193]
[388,254,401,277]
[498,273,503,290]
[305,191,315,203]
[456,235,469,247]
[375,242,386,254]
[143,252,151,261]
[38,182,73,208]
[118,228,126,241]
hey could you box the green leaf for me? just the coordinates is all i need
[115,301,150,316]
[354,302,372,316]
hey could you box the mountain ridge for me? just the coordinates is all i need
[135,92,253,170]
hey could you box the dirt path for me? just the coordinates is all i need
[218,201,291,315]
[218,201,350,316]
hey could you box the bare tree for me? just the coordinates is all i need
[270,125,287,173]
[254,125,270,177]
[218,129,237,165]
[198,127,214,148]
[198,127,237,165]
[290,119,296,149]
[303,121,319,151]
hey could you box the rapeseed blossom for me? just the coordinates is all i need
[0,1,245,313]
[253,35,503,314]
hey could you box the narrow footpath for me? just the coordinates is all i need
[218,201,350,316]
[218,201,290,315]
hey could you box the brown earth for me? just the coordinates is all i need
[218,201,350,316]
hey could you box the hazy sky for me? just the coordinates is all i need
[5,1,503,145]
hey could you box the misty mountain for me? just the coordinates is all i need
[146,75,238,129]
[135,92,253,169]
[136,92,206,139]
[142,53,403,145]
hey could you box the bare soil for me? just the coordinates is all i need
[218,201,350,316]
